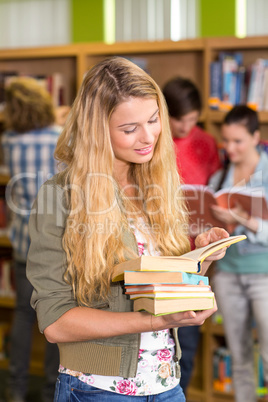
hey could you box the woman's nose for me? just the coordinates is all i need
[139,126,154,143]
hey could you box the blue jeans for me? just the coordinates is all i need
[53,373,186,401]
[8,260,59,401]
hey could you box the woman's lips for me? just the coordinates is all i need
[134,144,153,155]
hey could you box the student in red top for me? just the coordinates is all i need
[162,77,221,395]
[163,77,221,185]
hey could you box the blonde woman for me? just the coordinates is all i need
[26,57,228,401]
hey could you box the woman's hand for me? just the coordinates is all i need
[211,203,249,225]
[195,226,229,248]
[211,204,259,233]
[157,295,218,330]
[195,227,229,274]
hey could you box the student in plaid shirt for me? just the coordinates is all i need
[2,77,62,402]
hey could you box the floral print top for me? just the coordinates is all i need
[59,219,180,395]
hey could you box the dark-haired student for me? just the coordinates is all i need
[162,76,221,185]
[209,105,268,402]
[162,76,221,394]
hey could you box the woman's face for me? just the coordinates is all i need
[169,110,199,139]
[221,123,259,164]
[109,97,161,170]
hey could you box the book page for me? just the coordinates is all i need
[180,235,247,263]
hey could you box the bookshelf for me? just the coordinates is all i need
[204,35,268,141]
[0,35,267,398]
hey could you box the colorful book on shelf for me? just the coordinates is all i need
[125,283,211,294]
[112,235,246,281]
[133,293,215,316]
[213,346,233,392]
[209,61,221,110]
[124,270,209,286]
[262,67,268,110]
[235,66,246,105]
[247,58,268,111]
[182,183,268,232]
[219,51,243,111]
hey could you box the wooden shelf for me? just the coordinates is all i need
[208,110,268,124]
[0,235,11,248]
[207,35,268,51]
[0,296,15,308]
[187,387,205,402]
[0,174,9,186]
[208,322,225,336]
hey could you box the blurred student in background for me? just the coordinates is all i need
[162,77,221,394]
[2,77,62,402]
[162,76,220,186]
[209,105,268,402]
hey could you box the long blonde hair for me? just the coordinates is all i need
[55,57,190,305]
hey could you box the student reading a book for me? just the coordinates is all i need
[2,77,61,402]
[26,57,228,402]
[209,105,268,402]
[162,76,221,393]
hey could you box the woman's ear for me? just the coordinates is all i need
[253,130,260,146]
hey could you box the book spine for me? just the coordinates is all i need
[209,61,221,110]
[221,56,238,111]
[213,347,233,392]
[182,272,209,285]
[235,66,246,105]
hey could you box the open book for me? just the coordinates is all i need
[112,234,246,281]
[182,184,268,232]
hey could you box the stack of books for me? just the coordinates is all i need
[112,235,246,316]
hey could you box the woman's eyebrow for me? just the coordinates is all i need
[150,108,159,119]
[117,108,159,128]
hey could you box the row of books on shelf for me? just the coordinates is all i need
[0,70,66,108]
[213,344,267,398]
[111,235,246,316]
[0,258,15,298]
[209,52,268,111]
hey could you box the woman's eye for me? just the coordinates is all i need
[124,126,137,134]
[148,117,159,124]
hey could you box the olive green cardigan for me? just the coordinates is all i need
[26,174,181,378]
